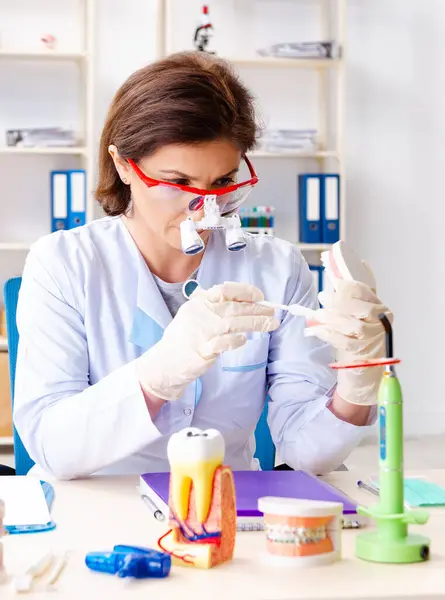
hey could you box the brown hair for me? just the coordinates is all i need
[95,51,260,216]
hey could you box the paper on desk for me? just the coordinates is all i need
[0,476,51,526]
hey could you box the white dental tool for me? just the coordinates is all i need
[13,552,54,593]
[180,195,246,255]
[256,300,316,319]
[182,280,315,319]
[44,552,68,590]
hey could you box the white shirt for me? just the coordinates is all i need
[13,217,374,480]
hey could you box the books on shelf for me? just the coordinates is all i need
[257,41,339,60]
[6,128,78,148]
[257,129,318,153]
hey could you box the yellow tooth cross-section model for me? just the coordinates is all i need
[159,427,237,569]
[167,427,225,524]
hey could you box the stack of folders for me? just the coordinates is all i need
[139,470,366,531]
[258,129,318,153]
[257,41,338,59]
[50,170,87,233]
[6,127,77,148]
[298,173,340,245]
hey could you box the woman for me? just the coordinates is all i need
[13,52,390,480]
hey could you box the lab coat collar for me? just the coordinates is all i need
[129,252,173,351]
[118,218,172,350]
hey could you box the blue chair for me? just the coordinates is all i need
[254,400,276,471]
[4,277,34,475]
[3,274,276,474]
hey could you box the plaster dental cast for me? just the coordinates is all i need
[13,51,392,480]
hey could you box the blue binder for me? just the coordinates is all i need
[50,171,69,232]
[298,174,321,243]
[321,174,340,243]
[50,170,86,232]
[67,170,86,229]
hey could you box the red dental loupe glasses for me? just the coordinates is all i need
[127,155,258,214]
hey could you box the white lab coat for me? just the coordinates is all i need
[13,217,374,480]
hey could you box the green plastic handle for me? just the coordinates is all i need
[357,505,429,525]
[403,510,429,525]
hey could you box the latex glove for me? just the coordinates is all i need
[307,279,393,406]
[136,281,279,401]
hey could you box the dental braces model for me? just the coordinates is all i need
[258,497,342,567]
[157,427,236,569]
[180,195,246,255]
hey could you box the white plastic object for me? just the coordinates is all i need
[0,543,6,584]
[13,552,54,593]
[180,218,205,255]
[224,214,246,251]
[257,301,315,319]
[182,279,200,299]
[45,553,68,589]
[321,240,376,291]
[195,196,223,230]
[257,497,342,567]
[40,34,56,50]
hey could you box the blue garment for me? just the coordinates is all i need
[13,217,374,480]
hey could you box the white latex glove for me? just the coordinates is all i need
[136,281,279,401]
[307,279,393,406]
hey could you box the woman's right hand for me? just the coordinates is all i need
[136,281,279,401]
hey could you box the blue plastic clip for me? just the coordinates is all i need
[85,544,171,579]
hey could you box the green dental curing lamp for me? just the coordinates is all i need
[331,314,430,564]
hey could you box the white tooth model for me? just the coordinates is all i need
[167,427,225,524]
[180,196,246,255]
[159,426,236,569]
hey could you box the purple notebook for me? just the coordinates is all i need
[140,470,357,518]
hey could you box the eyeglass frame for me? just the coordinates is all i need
[126,154,259,212]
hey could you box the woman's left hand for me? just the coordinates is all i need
[306,279,393,406]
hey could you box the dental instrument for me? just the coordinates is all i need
[12,552,55,593]
[331,314,430,563]
[85,545,171,579]
[182,280,315,319]
[44,552,68,589]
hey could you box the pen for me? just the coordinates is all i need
[141,494,166,522]
[357,480,379,497]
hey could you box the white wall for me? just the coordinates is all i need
[346,0,445,436]
[1,0,444,436]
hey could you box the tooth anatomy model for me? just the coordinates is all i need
[158,427,237,569]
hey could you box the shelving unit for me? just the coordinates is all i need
[224,56,341,69]
[0,0,96,444]
[0,146,88,156]
[248,150,338,159]
[0,0,95,220]
[0,243,32,251]
[159,0,347,248]
[0,50,88,61]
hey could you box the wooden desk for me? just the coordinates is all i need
[3,471,445,599]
